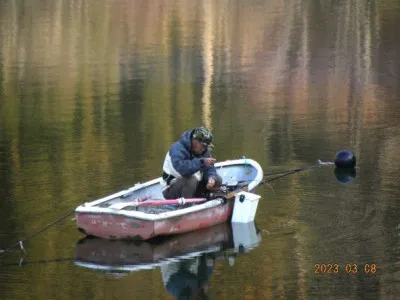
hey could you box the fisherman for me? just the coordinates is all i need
[162,126,222,200]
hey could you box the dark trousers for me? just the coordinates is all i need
[162,175,222,199]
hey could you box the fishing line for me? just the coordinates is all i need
[0,257,74,268]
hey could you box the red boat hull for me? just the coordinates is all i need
[76,201,234,240]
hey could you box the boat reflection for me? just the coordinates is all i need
[74,221,262,276]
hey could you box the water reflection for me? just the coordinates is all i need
[74,222,261,297]
[334,167,357,184]
[161,254,213,300]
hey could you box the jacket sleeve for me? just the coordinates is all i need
[170,144,205,176]
[202,151,217,180]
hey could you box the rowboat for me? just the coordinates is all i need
[74,158,263,240]
[74,221,262,274]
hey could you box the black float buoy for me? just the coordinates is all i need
[334,167,356,184]
[334,149,356,168]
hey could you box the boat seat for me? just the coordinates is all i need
[107,194,154,210]
[109,202,139,210]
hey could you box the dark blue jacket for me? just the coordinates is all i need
[164,130,217,180]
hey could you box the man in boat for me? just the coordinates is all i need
[162,126,222,200]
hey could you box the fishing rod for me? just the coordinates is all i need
[232,159,334,186]
[258,151,356,185]
[213,164,322,200]
[0,150,356,257]
[216,149,357,199]
[234,147,357,187]
[0,210,74,258]
[262,168,306,177]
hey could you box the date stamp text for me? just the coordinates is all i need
[314,263,377,274]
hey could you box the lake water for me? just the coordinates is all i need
[1,1,400,299]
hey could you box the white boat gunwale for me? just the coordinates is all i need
[75,199,226,221]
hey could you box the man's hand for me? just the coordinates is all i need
[204,158,216,167]
[206,177,216,189]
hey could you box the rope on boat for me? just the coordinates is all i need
[0,210,74,258]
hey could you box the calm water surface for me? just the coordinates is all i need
[1,0,400,299]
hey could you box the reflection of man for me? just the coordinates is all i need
[161,254,214,300]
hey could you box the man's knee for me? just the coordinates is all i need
[184,175,200,188]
